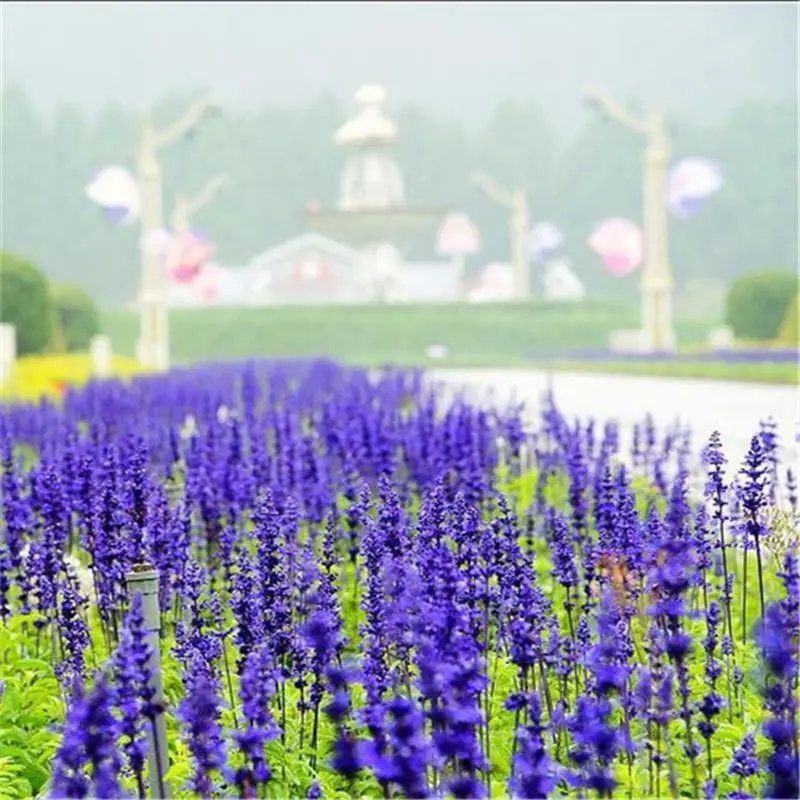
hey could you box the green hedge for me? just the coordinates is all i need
[725,269,798,341]
[0,252,54,354]
[52,283,100,352]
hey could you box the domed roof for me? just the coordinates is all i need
[334,84,398,146]
[354,84,387,105]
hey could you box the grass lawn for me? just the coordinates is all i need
[525,357,797,384]
[98,303,796,384]
[101,302,712,366]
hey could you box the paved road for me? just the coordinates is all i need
[430,368,799,470]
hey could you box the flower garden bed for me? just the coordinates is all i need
[0,360,796,799]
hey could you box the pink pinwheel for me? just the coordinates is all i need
[192,263,223,303]
[667,158,723,218]
[165,231,216,284]
[587,218,643,276]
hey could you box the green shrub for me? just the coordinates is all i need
[0,252,54,354]
[52,283,100,352]
[725,269,798,341]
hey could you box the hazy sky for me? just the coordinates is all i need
[2,2,797,127]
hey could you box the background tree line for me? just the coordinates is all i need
[0,252,99,354]
[2,85,796,308]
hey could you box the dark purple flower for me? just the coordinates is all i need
[729,733,759,779]
[330,732,363,779]
[756,604,797,681]
[232,643,280,797]
[509,693,561,800]
[361,696,432,798]
[54,577,90,694]
[50,677,123,799]
[111,594,155,793]
[177,655,227,796]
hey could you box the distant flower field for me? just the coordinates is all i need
[0,360,797,799]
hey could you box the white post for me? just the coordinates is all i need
[134,97,218,373]
[511,189,531,301]
[126,565,170,799]
[470,173,531,301]
[0,323,16,391]
[89,334,113,378]
[585,86,677,353]
[136,121,170,373]
[451,253,466,300]
[640,118,676,352]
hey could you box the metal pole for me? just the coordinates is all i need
[126,565,170,799]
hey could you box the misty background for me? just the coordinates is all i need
[2,2,797,310]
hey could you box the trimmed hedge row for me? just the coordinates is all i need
[725,269,797,342]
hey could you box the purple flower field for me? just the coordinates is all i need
[0,359,797,799]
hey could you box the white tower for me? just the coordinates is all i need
[307,85,442,302]
[335,85,405,211]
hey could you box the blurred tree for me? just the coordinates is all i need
[52,283,100,351]
[549,114,641,300]
[670,103,798,294]
[725,269,797,341]
[776,293,798,348]
[0,252,55,354]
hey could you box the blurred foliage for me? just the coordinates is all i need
[52,282,101,351]
[0,251,55,354]
[1,85,796,304]
[0,615,63,797]
[776,292,798,348]
[725,269,797,341]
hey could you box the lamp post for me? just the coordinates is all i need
[585,86,676,352]
[470,172,530,300]
[136,95,218,371]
